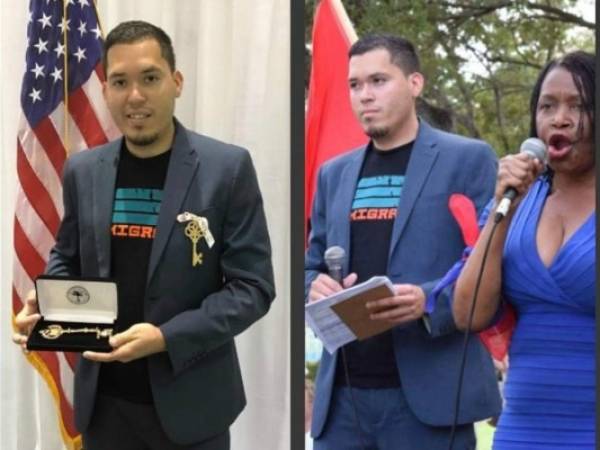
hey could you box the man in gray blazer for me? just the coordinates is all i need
[306,34,501,449]
[13,21,274,450]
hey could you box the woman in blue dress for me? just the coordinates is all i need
[453,51,595,450]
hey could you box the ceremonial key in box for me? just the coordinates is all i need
[27,276,118,353]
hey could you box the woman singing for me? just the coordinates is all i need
[453,51,595,449]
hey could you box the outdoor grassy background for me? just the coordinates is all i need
[476,421,495,450]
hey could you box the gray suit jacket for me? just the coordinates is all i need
[46,119,275,444]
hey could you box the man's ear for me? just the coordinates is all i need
[173,70,184,98]
[409,72,424,98]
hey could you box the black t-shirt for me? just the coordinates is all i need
[97,144,171,403]
[335,141,413,388]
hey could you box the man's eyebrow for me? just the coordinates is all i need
[107,66,163,79]
[141,66,162,74]
[108,71,126,79]
[348,72,387,82]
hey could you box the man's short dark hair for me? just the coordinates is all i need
[349,34,420,75]
[103,20,176,73]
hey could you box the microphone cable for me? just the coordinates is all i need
[447,216,502,450]
[340,346,368,450]
[322,246,368,450]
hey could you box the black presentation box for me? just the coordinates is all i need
[27,276,118,353]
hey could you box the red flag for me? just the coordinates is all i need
[305,0,367,224]
[479,305,516,362]
[13,1,119,448]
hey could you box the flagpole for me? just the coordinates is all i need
[92,0,106,39]
[62,0,70,156]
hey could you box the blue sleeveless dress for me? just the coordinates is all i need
[492,177,596,449]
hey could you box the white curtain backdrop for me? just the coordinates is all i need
[0,1,290,449]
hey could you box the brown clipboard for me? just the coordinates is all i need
[330,284,395,340]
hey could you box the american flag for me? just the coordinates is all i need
[13,1,118,448]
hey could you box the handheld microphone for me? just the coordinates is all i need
[324,246,345,284]
[495,138,546,222]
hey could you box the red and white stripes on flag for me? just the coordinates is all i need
[13,1,119,448]
[305,0,367,226]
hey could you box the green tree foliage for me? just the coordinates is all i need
[306,361,319,382]
[306,0,594,155]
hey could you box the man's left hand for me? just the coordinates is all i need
[83,323,166,363]
[366,284,425,324]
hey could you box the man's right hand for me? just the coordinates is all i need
[308,273,357,303]
[12,290,41,352]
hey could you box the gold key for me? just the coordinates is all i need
[39,324,113,340]
[184,220,204,266]
[177,212,215,248]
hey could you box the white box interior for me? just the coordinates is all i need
[36,278,117,324]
